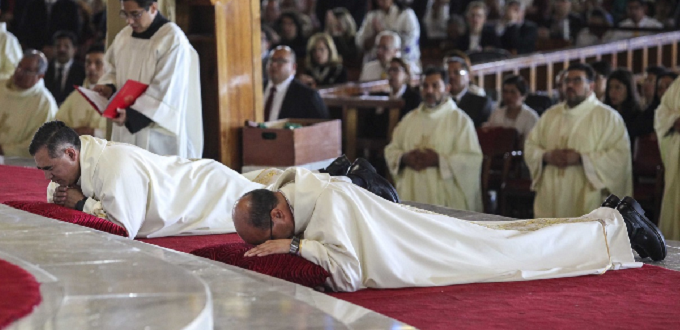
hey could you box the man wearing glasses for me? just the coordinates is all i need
[524,63,633,218]
[93,0,203,159]
[0,50,57,158]
[384,67,483,211]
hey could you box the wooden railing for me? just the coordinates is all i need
[470,31,680,98]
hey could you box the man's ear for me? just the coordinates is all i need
[149,2,159,15]
[270,207,284,221]
[65,147,78,162]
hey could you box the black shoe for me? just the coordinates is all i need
[319,155,351,176]
[601,194,620,208]
[347,158,400,203]
[616,196,667,261]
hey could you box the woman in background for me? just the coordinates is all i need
[483,74,538,147]
[603,68,642,143]
[301,32,347,87]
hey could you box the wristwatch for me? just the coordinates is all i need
[289,237,301,255]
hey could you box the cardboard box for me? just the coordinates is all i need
[242,118,341,166]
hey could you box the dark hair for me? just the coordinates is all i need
[502,75,528,96]
[627,0,644,7]
[275,11,304,41]
[86,43,105,55]
[590,60,612,78]
[567,63,596,82]
[652,71,679,105]
[390,57,412,79]
[645,65,667,77]
[52,30,78,46]
[589,8,610,22]
[122,0,156,8]
[604,68,641,114]
[242,189,279,230]
[422,66,449,85]
[29,121,81,157]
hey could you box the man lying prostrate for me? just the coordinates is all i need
[232,167,667,292]
[30,121,399,239]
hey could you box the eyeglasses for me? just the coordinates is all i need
[387,67,405,73]
[449,69,469,76]
[119,9,147,20]
[269,58,291,65]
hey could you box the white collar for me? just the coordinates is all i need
[453,86,468,102]
[267,74,295,92]
[0,23,7,33]
[391,84,407,98]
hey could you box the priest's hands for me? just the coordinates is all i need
[93,84,114,99]
[244,239,293,257]
[402,149,439,171]
[110,108,127,126]
[544,149,581,168]
[53,186,85,209]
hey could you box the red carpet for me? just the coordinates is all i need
[329,265,680,329]
[0,165,49,203]
[2,165,680,329]
[0,259,41,329]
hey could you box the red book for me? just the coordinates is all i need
[75,80,149,118]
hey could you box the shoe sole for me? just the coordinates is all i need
[621,196,667,261]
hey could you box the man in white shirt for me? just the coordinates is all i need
[262,46,328,121]
[359,30,420,82]
[0,50,58,158]
[44,30,85,105]
[608,0,663,41]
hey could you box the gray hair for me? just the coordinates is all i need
[23,49,49,75]
[375,30,401,50]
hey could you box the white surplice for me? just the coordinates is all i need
[56,80,107,138]
[0,23,22,81]
[98,23,203,158]
[524,94,632,218]
[655,77,680,240]
[0,79,58,157]
[269,168,640,292]
[46,136,263,238]
[384,98,483,211]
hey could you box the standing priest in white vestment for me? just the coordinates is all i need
[93,0,203,158]
[524,63,632,218]
[0,18,22,81]
[232,167,666,292]
[655,76,680,241]
[0,50,58,158]
[32,121,259,239]
[55,44,108,138]
[385,66,483,211]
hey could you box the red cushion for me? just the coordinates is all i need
[191,243,330,288]
[3,201,129,237]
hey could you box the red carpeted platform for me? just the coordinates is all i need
[0,259,41,329]
[0,165,49,203]
[2,164,679,329]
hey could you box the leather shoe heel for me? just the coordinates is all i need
[320,155,351,176]
[601,194,620,208]
[616,196,667,261]
[348,158,401,203]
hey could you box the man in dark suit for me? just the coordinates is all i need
[446,56,494,127]
[44,30,85,105]
[535,0,583,43]
[17,0,82,51]
[499,0,538,55]
[263,46,329,121]
[456,1,500,52]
